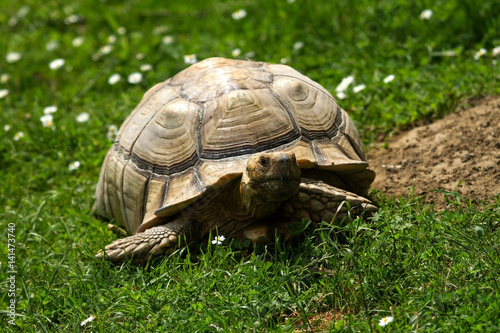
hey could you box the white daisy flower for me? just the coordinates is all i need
[353,84,366,93]
[492,46,500,57]
[117,27,127,35]
[162,35,174,44]
[336,91,346,100]
[107,35,117,44]
[72,36,84,47]
[64,14,79,24]
[76,112,89,123]
[49,58,65,70]
[232,48,242,57]
[212,235,226,245]
[293,41,304,51]
[80,315,95,327]
[419,9,433,20]
[154,26,168,35]
[69,161,81,171]
[0,73,10,83]
[184,54,198,65]
[40,114,54,128]
[14,131,24,141]
[99,45,113,55]
[232,9,247,20]
[244,51,256,58]
[6,52,21,63]
[474,48,487,60]
[136,53,145,60]
[379,316,394,327]
[335,75,354,92]
[0,89,9,98]
[128,72,143,84]
[4,124,11,131]
[383,74,395,84]
[107,125,118,141]
[8,16,19,28]
[140,64,152,72]
[108,73,121,85]
[46,40,59,51]
[43,106,58,114]
[17,6,30,18]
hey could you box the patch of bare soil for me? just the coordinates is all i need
[289,309,343,332]
[368,96,500,208]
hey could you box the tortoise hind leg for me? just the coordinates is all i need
[281,178,377,223]
[96,218,196,264]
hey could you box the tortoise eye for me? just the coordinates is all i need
[259,157,269,167]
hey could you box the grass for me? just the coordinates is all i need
[1,0,499,331]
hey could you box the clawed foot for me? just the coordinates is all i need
[96,225,180,263]
[97,218,196,263]
[107,223,128,237]
[282,179,377,223]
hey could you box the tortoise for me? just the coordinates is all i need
[94,57,376,263]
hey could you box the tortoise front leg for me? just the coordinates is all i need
[96,218,196,264]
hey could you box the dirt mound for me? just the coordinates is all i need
[368,96,500,208]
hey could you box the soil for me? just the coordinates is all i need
[285,97,499,331]
[368,96,500,209]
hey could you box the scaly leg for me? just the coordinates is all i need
[281,178,377,223]
[96,218,196,263]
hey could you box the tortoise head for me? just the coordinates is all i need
[240,152,301,212]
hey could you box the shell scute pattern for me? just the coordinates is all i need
[95,57,372,234]
[200,88,299,158]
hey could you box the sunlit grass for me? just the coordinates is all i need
[1,0,499,331]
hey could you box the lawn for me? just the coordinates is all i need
[1,0,499,331]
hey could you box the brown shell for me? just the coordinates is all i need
[94,57,374,234]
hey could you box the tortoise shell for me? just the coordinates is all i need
[94,57,374,234]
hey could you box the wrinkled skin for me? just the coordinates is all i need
[240,152,301,214]
[97,151,376,264]
[97,152,300,263]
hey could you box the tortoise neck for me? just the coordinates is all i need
[236,179,285,219]
[183,178,283,237]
